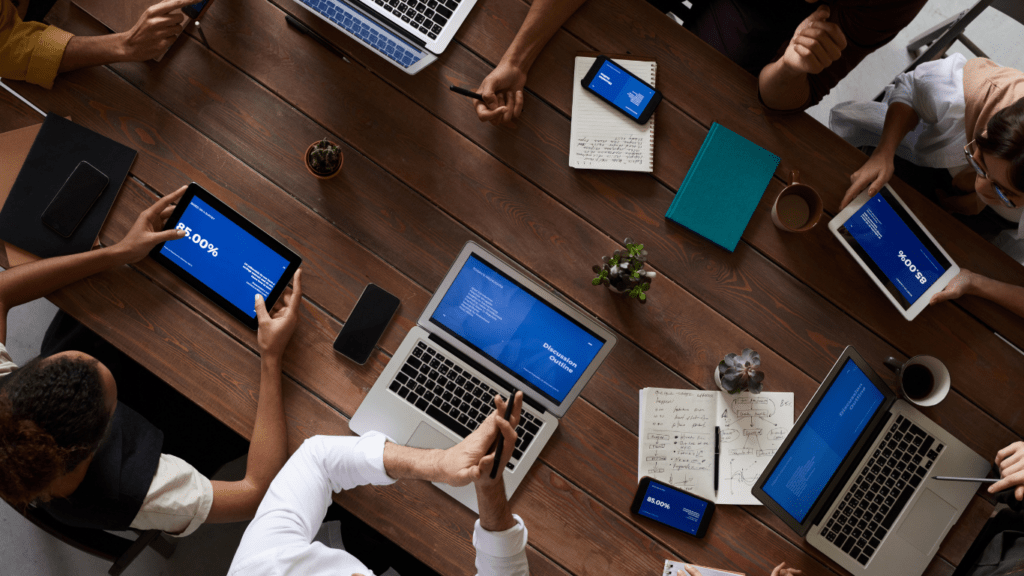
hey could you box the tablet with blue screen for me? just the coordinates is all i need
[829,184,959,321]
[150,184,302,330]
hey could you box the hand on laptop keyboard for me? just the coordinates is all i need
[432,391,522,487]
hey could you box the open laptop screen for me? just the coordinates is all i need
[761,359,886,522]
[430,254,605,404]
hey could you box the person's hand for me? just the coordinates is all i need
[841,149,895,209]
[770,562,802,576]
[474,60,527,126]
[681,566,702,576]
[929,269,979,306]
[114,185,188,263]
[989,441,1024,501]
[434,391,522,487]
[117,0,193,62]
[255,269,303,359]
[780,5,847,76]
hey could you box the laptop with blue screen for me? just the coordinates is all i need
[350,242,616,511]
[293,0,477,74]
[752,347,988,576]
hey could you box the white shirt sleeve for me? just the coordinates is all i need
[0,342,18,376]
[473,515,530,576]
[130,454,213,537]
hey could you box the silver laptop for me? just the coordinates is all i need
[753,347,989,576]
[293,0,477,74]
[350,242,617,511]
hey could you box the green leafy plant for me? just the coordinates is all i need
[307,138,342,175]
[717,348,764,394]
[592,237,655,303]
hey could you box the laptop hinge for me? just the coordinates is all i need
[426,333,548,415]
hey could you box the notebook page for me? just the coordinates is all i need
[569,57,655,172]
[664,561,745,576]
[639,389,716,501]
[713,392,794,505]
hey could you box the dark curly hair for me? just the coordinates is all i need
[977,96,1024,193]
[0,355,111,506]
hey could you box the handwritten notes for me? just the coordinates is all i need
[639,388,794,505]
[569,57,655,172]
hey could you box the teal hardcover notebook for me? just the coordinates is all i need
[664,123,780,252]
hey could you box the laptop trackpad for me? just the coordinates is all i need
[407,422,457,450]
[896,489,956,554]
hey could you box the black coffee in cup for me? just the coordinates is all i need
[902,364,935,400]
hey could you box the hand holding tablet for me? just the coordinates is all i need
[150,183,302,329]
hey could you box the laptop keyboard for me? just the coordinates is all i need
[388,341,543,470]
[820,415,945,566]
[298,0,426,68]
[368,0,461,40]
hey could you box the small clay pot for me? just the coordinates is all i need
[305,142,344,180]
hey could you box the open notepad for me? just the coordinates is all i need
[569,55,656,172]
[664,560,745,576]
[639,388,794,505]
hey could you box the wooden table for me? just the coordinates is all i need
[3,0,1024,573]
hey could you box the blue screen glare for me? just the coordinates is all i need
[430,255,604,404]
[638,481,708,535]
[845,194,948,305]
[160,197,290,319]
[762,359,885,522]
[587,59,656,120]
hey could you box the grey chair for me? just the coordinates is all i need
[904,0,1024,71]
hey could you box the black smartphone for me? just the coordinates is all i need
[333,284,401,364]
[580,56,663,124]
[630,476,715,538]
[182,0,212,19]
[41,161,109,238]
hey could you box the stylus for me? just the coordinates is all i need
[932,476,999,483]
[489,393,517,479]
[285,15,351,63]
[449,85,484,101]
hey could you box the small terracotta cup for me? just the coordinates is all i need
[771,170,823,232]
[304,142,344,180]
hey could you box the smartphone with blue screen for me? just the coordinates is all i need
[581,56,663,124]
[630,477,715,537]
[182,0,211,19]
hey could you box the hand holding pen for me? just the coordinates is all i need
[482,391,523,482]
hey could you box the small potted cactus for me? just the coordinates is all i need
[305,137,343,179]
[592,237,655,303]
[715,348,764,394]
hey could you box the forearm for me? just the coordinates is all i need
[500,0,587,72]
[382,441,442,481]
[967,275,1024,318]
[874,102,920,158]
[58,33,128,73]
[758,59,810,111]
[475,480,515,532]
[243,354,289,491]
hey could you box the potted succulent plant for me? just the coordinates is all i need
[305,137,343,179]
[591,237,655,303]
[715,348,764,394]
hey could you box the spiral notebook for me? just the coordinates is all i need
[569,54,656,172]
[663,561,744,576]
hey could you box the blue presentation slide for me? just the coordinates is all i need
[762,360,885,522]
[638,481,708,535]
[587,59,655,120]
[431,256,603,403]
[160,197,290,319]
[845,194,947,303]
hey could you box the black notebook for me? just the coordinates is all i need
[0,115,136,259]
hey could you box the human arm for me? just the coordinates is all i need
[473,0,587,125]
[758,5,846,111]
[988,441,1024,501]
[204,270,301,523]
[57,0,193,73]
[682,561,802,576]
[929,269,1024,318]
[838,102,920,209]
[0,0,73,88]
[0,185,187,345]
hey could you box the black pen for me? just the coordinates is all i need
[714,427,720,491]
[490,393,517,479]
[932,476,999,483]
[285,15,351,63]
[449,85,484,101]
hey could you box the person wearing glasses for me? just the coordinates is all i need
[832,54,1024,318]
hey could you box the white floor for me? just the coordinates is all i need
[3,0,1023,574]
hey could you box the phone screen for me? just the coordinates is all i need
[333,284,401,364]
[635,479,711,536]
[585,59,657,120]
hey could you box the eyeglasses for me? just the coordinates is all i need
[964,140,1016,208]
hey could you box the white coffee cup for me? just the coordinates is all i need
[883,355,950,407]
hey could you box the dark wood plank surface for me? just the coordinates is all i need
[3,0,1020,573]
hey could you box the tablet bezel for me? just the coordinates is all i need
[828,184,960,321]
[150,183,302,330]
